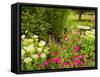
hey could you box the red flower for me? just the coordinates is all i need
[55,58,61,64]
[44,60,49,65]
[49,58,56,63]
[75,60,81,65]
[74,46,80,52]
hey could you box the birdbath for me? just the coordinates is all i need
[77,26,90,35]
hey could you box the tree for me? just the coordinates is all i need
[21,6,69,44]
[75,9,95,20]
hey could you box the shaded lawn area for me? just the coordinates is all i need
[66,14,95,29]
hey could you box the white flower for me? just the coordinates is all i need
[40,53,46,58]
[35,38,39,42]
[31,54,39,59]
[46,47,50,50]
[39,40,46,47]
[88,35,95,39]
[24,45,34,52]
[21,49,25,55]
[37,47,42,53]
[33,35,38,39]
[24,57,32,63]
[85,34,95,40]
[21,35,25,39]
[28,39,33,42]
[91,29,95,32]
[25,30,28,33]
[85,31,90,35]
[23,39,33,46]
[44,47,49,53]
[91,29,95,35]
[85,31,93,35]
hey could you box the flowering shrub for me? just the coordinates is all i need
[21,35,50,70]
[21,29,95,71]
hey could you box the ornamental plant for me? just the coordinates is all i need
[21,29,95,70]
[21,34,49,70]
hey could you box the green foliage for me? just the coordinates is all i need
[21,6,69,43]
[21,6,96,71]
[80,30,95,58]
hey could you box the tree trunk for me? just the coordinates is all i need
[79,13,82,20]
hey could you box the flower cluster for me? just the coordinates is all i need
[21,35,49,67]
[21,30,95,71]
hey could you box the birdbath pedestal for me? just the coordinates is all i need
[77,26,90,35]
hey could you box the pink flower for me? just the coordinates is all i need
[74,46,80,52]
[53,52,59,56]
[55,58,61,64]
[62,62,68,66]
[49,58,56,63]
[75,55,80,58]
[75,60,81,65]
[44,60,49,65]
[74,54,84,59]
[79,54,84,59]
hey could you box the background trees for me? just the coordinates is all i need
[21,6,69,44]
[74,9,95,20]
